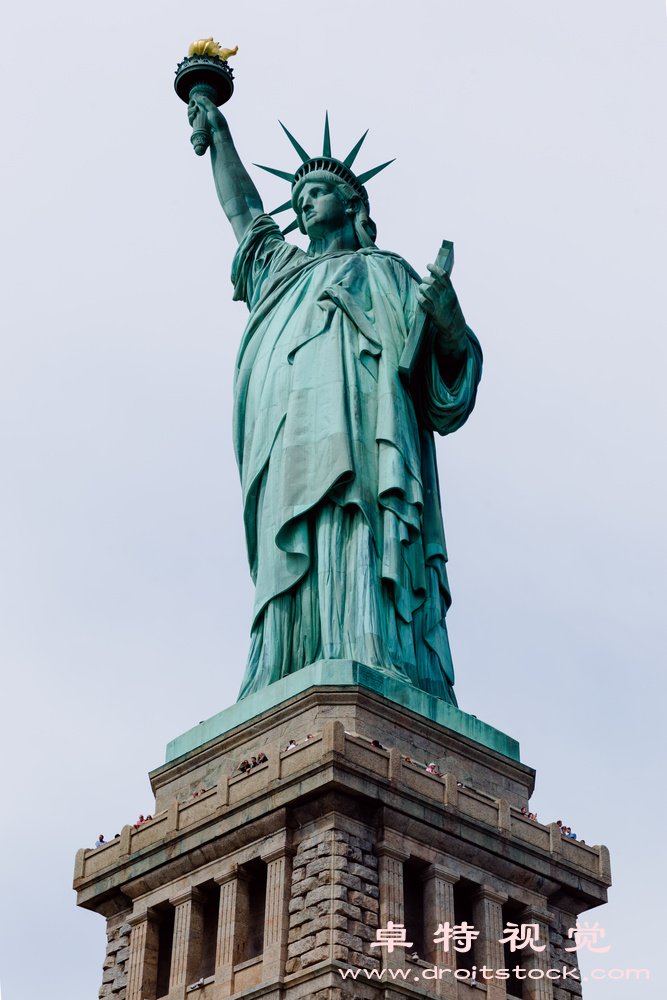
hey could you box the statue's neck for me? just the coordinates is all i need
[307,222,358,257]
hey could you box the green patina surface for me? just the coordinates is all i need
[184,100,482,712]
[165,660,519,763]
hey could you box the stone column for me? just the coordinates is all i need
[519,905,554,1000]
[126,909,159,1000]
[422,864,459,998]
[261,846,296,979]
[472,887,508,998]
[213,868,251,998]
[168,887,206,998]
[376,845,410,972]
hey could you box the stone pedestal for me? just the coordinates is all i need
[74,680,610,1000]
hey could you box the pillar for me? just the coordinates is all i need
[376,844,410,972]
[126,909,159,1000]
[168,887,206,997]
[422,864,459,998]
[261,846,296,978]
[519,904,554,1000]
[213,868,251,998]
[472,887,508,998]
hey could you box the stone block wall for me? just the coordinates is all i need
[286,828,380,975]
[549,914,584,1000]
[99,910,132,999]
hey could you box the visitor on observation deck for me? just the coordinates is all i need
[95,835,105,848]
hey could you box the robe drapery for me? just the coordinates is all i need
[231,215,482,703]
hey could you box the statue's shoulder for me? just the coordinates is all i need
[238,214,289,253]
[233,215,306,300]
[359,247,421,284]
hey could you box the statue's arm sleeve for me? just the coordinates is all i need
[412,324,483,436]
[231,214,302,308]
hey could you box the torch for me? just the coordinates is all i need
[174,39,237,156]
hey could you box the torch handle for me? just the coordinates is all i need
[187,83,221,157]
[190,104,211,157]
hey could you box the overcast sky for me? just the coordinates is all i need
[1,2,666,998]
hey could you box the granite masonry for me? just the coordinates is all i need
[74,685,611,1000]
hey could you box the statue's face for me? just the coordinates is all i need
[297,181,347,238]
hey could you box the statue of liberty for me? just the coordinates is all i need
[186,96,483,706]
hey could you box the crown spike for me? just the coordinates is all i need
[323,112,331,157]
[281,218,301,236]
[268,199,294,215]
[356,158,395,185]
[254,163,296,182]
[278,121,310,163]
[343,129,369,168]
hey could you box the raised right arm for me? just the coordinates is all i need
[188,96,264,242]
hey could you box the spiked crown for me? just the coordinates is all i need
[254,113,394,236]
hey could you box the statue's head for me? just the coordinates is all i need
[292,167,377,248]
[254,115,392,247]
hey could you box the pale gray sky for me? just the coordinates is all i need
[1,1,666,997]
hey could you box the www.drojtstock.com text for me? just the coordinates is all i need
[338,964,649,983]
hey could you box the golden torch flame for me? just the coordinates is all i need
[188,38,238,61]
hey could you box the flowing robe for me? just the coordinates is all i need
[231,215,482,703]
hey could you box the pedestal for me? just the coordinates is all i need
[74,672,611,1000]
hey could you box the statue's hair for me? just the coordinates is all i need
[292,172,377,248]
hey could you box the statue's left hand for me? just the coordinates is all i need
[416,264,467,357]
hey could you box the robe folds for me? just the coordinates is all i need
[231,215,482,703]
